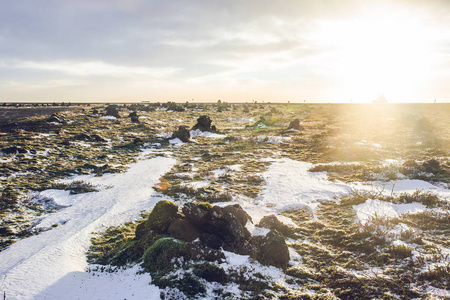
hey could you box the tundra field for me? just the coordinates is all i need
[0,102,449,299]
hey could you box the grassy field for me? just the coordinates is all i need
[1,102,449,299]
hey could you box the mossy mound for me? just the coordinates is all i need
[135,200,179,238]
[142,237,190,273]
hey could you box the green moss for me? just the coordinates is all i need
[387,244,413,259]
[142,237,190,273]
[193,262,227,284]
[195,202,212,211]
[138,200,178,235]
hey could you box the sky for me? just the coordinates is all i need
[1,0,450,103]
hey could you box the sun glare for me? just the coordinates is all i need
[314,5,436,102]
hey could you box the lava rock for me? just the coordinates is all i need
[200,233,224,249]
[168,219,202,242]
[104,105,120,118]
[192,115,216,132]
[255,230,290,270]
[258,215,294,237]
[182,202,210,226]
[287,119,304,131]
[172,126,190,142]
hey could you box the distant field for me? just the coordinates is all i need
[0,107,79,125]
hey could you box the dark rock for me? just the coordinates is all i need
[203,205,251,250]
[192,115,216,132]
[133,137,143,144]
[135,200,179,238]
[255,230,290,269]
[422,159,441,174]
[172,126,190,142]
[190,241,225,263]
[258,215,294,237]
[182,202,210,226]
[74,133,106,143]
[287,119,304,131]
[222,204,252,227]
[90,134,107,142]
[129,111,138,118]
[2,146,27,155]
[252,116,268,128]
[131,116,140,123]
[168,219,202,242]
[104,105,120,118]
[200,233,224,249]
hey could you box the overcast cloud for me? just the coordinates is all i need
[1,0,449,102]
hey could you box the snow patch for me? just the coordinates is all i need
[353,199,427,223]
[0,156,176,299]
[190,129,226,139]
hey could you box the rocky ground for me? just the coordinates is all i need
[1,102,450,299]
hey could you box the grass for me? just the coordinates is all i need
[3,102,450,298]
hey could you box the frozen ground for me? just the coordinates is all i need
[0,152,176,300]
[1,154,448,299]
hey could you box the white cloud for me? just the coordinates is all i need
[7,60,179,78]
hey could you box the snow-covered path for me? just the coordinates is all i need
[0,155,176,300]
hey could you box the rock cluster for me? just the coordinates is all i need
[192,115,217,132]
[135,200,290,269]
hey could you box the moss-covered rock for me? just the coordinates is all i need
[142,237,190,273]
[135,200,179,238]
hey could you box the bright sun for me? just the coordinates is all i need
[314,4,436,102]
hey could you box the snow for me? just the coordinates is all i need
[168,138,184,146]
[255,136,292,144]
[352,179,450,199]
[100,116,117,120]
[240,158,350,222]
[0,155,176,300]
[186,181,210,189]
[211,168,228,178]
[35,189,74,207]
[226,118,254,123]
[353,199,427,223]
[228,164,243,172]
[189,129,226,139]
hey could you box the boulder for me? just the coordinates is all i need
[192,115,216,132]
[205,205,251,250]
[258,215,294,237]
[104,105,120,118]
[182,202,210,226]
[172,126,190,142]
[422,159,441,174]
[222,204,252,227]
[168,219,202,242]
[255,230,290,270]
[287,119,303,131]
[47,115,66,124]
